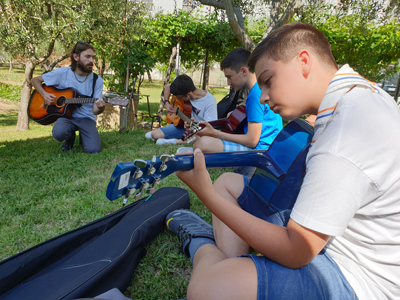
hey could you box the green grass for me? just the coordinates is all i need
[0,74,231,299]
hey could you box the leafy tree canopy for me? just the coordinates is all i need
[297,0,400,81]
[144,9,240,69]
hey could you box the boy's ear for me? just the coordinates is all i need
[240,66,250,76]
[298,50,312,78]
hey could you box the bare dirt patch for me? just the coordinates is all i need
[0,98,18,113]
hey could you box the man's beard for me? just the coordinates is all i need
[77,60,93,74]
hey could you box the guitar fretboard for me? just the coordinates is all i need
[176,108,194,126]
[65,98,101,104]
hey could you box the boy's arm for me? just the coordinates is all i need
[176,149,331,269]
[195,121,262,148]
[162,84,176,115]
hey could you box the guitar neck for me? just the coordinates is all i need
[175,108,193,125]
[65,98,101,104]
[170,151,285,178]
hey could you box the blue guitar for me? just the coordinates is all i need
[106,119,314,211]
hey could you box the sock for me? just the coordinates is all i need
[186,237,216,264]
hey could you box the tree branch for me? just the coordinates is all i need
[263,0,304,38]
[37,23,74,64]
[197,0,245,30]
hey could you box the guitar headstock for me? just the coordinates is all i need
[181,122,205,142]
[106,154,177,201]
[106,97,130,107]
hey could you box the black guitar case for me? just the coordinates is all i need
[0,187,190,300]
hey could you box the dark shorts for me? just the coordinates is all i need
[237,175,358,300]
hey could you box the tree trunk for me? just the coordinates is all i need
[264,0,304,38]
[16,60,36,131]
[146,70,152,83]
[202,49,209,91]
[198,0,304,49]
[157,46,177,121]
[222,0,256,51]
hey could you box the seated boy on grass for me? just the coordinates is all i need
[165,22,400,300]
[188,48,282,154]
[145,74,217,145]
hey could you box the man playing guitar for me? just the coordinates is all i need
[145,74,217,145]
[31,41,105,153]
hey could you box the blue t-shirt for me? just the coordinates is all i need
[244,82,282,150]
[42,67,104,121]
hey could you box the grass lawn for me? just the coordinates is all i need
[0,65,232,299]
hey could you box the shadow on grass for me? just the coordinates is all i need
[0,112,18,126]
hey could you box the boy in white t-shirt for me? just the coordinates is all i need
[145,74,217,145]
[165,22,400,300]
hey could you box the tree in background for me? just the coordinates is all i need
[145,9,239,75]
[108,40,156,95]
[297,0,400,81]
[0,0,147,131]
[196,0,304,51]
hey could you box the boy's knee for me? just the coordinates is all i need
[151,129,164,140]
[187,273,219,300]
[194,136,216,152]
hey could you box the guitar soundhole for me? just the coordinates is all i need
[56,97,66,107]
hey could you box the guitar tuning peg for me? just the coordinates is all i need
[122,186,137,207]
[134,191,143,200]
[133,159,147,179]
[158,154,170,172]
[147,155,157,175]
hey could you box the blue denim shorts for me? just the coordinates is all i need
[237,175,359,300]
[159,123,186,139]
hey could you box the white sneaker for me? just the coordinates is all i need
[145,131,154,141]
[176,147,193,154]
[156,138,177,145]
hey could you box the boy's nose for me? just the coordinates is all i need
[260,89,269,104]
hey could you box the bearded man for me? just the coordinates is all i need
[32,42,105,153]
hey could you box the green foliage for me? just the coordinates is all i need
[322,18,400,81]
[0,82,21,102]
[144,10,240,70]
[297,0,400,81]
[108,40,156,94]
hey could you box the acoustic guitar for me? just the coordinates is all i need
[165,96,192,128]
[106,119,314,215]
[28,85,129,125]
[181,105,247,142]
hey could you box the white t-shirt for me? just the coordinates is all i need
[291,86,400,299]
[189,91,217,122]
[42,67,104,122]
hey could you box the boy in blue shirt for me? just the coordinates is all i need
[191,48,282,153]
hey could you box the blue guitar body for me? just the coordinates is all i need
[106,119,314,212]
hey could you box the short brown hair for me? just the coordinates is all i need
[220,48,251,73]
[70,42,95,72]
[170,74,196,96]
[248,22,337,72]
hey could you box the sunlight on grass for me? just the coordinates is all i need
[0,75,233,299]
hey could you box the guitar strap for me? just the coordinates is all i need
[311,64,381,147]
[90,73,99,98]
